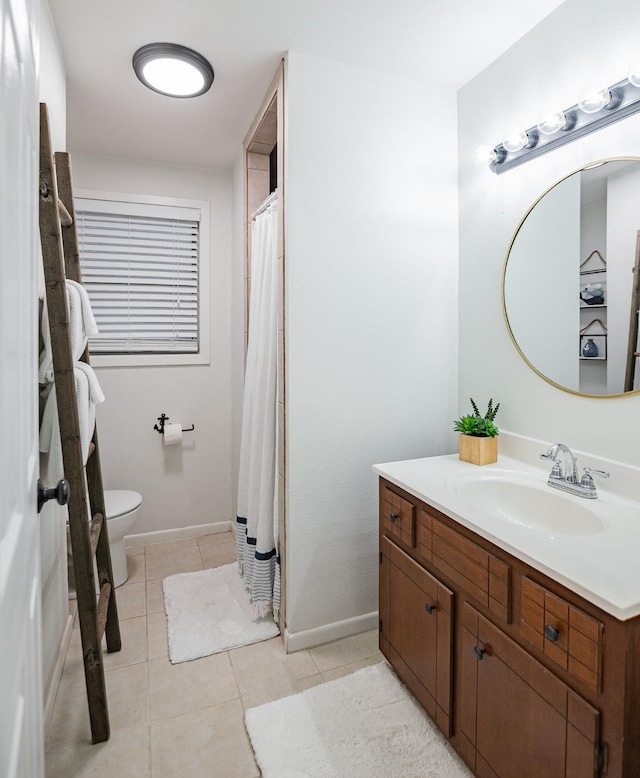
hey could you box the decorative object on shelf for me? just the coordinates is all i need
[580,319,607,361]
[454,398,499,466]
[580,283,606,306]
[474,63,640,174]
[580,250,607,307]
[582,338,599,358]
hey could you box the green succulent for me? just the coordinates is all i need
[453,398,500,438]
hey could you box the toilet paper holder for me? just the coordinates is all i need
[153,413,195,435]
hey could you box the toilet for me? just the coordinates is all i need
[67,489,142,595]
[104,490,143,587]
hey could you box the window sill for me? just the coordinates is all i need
[91,350,210,369]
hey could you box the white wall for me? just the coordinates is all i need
[70,153,235,535]
[285,52,458,634]
[38,0,65,152]
[458,0,640,467]
[230,151,245,517]
[38,0,70,727]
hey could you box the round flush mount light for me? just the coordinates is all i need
[133,43,214,98]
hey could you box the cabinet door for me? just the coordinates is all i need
[461,603,600,778]
[380,536,453,735]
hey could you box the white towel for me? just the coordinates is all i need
[75,360,105,404]
[66,279,99,339]
[39,364,104,483]
[39,280,98,384]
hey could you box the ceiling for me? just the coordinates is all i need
[49,0,567,170]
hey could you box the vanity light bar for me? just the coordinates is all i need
[489,77,640,174]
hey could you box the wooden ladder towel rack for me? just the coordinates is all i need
[624,230,640,392]
[38,103,121,744]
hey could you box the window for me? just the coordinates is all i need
[74,192,210,366]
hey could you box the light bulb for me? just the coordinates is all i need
[142,58,206,97]
[629,59,640,87]
[502,130,530,153]
[578,87,611,114]
[537,111,568,135]
[473,145,498,166]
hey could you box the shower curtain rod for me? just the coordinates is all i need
[252,188,278,221]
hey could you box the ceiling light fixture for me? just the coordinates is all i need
[483,66,640,174]
[133,43,214,98]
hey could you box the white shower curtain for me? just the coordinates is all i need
[236,191,280,619]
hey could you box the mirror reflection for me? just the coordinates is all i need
[503,158,640,397]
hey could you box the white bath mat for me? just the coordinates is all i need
[163,563,279,663]
[245,662,473,778]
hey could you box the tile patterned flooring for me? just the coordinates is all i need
[45,530,384,777]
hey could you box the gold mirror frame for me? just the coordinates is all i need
[502,156,640,399]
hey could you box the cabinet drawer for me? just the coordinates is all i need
[380,486,415,548]
[520,577,603,692]
[429,516,511,623]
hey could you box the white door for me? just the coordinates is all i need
[0,0,44,776]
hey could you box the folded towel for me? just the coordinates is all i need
[66,279,99,339]
[39,364,105,483]
[39,280,99,384]
[74,360,105,404]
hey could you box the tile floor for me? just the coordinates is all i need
[45,530,384,777]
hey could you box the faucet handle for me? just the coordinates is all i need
[582,467,610,480]
[580,467,610,490]
[540,448,562,478]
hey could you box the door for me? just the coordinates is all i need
[380,536,453,736]
[0,0,44,775]
[461,604,600,778]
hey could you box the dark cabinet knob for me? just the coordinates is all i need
[389,513,398,523]
[425,604,436,615]
[473,645,486,660]
[544,624,559,642]
[37,478,69,513]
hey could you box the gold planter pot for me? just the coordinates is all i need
[458,434,498,466]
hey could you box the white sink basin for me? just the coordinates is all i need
[447,471,605,536]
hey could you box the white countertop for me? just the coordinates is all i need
[373,453,640,621]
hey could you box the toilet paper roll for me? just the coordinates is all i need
[163,423,183,447]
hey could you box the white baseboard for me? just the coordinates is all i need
[44,613,73,736]
[125,520,233,548]
[284,611,379,653]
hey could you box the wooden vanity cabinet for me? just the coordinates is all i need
[378,477,640,778]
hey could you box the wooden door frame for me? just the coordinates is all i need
[243,61,287,631]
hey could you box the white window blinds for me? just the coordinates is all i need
[75,198,200,354]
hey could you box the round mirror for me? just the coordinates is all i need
[503,158,640,397]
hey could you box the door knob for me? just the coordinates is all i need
[389,513,398,523]
[473,645,486,660]
[544,624,559,642]
[37,478,69,513]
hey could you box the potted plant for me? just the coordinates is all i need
[453,398,500,465]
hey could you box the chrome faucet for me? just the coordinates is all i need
[539,442,609,499]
